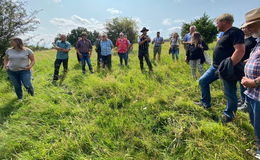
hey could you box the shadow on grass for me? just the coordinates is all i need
[0,98,20,125]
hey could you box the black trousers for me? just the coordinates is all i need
[138,50,152,71]
[97,53,102,69]
[53,59,68,80]
[101,55,112,70]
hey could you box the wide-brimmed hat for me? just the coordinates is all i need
[241,8,260,28]
[81,32,87,36]
[140,27,149,32]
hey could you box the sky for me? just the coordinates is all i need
[21,0,260,47]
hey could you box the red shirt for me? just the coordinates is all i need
[116,38,129,53]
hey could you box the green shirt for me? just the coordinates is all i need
[56,40,71,59]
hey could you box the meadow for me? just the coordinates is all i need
[0,42,255,160]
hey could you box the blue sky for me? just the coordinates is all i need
[22,0,259,47]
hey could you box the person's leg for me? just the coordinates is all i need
[101,55,106,69]
[197,59,205,77]
[81,55,87,73]
[107,55,112,70]
[7,70,23,99]
[223,79,238,119]
[246,96,260,153]
[153,47,156,60]
[54,59,62,80]
[189,60,197,79]
[126,52,129,65]
[175,48,179,61]
[144,53,153,71]
[97,54,100,70]
[239,83,246,103]
[158,46,161,61]
[123,53,128,66]
[171,51,175,61]
[20,70,34,96]
[86,55,93,72]
[198,65,219,108]
[63,58,68,73]
[138,51,144,71]
[118,53,123,66]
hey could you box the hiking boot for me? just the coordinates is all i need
[222,115,234,123]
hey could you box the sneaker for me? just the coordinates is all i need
[256,153,260,160]
[222,115,234,123]
[238,102,248,112]
[194,101,211,109]
[82,71,86,74]
[90,70,94,74]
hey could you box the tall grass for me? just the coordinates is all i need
[0,42,255,160]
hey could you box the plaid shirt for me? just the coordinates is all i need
[244,38,260,101]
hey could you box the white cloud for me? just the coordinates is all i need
[50,15,105,33]
[173,19,186,23]
[53,0,61,3]
[168,26,182,33]
[106,8,122,15]
[162,18,172,26]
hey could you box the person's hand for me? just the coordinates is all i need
[24,65,32,70]
[241,77,256,88]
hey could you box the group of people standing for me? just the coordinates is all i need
[2,7,260,159]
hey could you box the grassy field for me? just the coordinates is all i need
[0,42,256,160]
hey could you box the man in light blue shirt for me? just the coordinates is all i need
[183,25,196,57]
[53,34,71,80]
[100,33,114,70]
[152,32,164,61]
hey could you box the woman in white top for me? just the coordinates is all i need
[4,38,35,99]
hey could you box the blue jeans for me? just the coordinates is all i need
[246,96,260,147]
[171,48,179,60]
[240,83,246,102]
[199,65,238,118]
[7,70,34,99]
[223,79,238,118]
[81,53,93,72]
[118,52,128,66]
[199,65,219,108]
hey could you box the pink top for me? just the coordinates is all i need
[116,38,129,53]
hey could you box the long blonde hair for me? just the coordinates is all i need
[191,32,202,47]
[11,37,25,50]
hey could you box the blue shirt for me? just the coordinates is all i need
[152,37,164,47]
[56,40,71,59]
[183,33,192,42]
[100,39,113,56]
[217,32,224,39]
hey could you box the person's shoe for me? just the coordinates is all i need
[82,71,86,74]
[222,115,234,123]
[90,70,94,74]
[238,102,248,112]
[256,149,260,160]
[194,101,211,109]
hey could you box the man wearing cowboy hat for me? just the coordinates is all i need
[76,32,94,74]
[138,27,153,72]
[240,7,260,159]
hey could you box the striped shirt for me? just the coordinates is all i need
[244,38,260,101]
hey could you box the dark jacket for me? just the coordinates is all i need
[186,41,208,64]
[217,57,244,81]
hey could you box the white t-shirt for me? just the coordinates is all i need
[6,48,33,71]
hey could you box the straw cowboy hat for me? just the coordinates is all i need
[241,8,260,28]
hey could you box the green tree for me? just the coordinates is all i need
[0,0,39,68]
[105,17,138,44]
[181,13,218,44]
[57,27,99,47]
